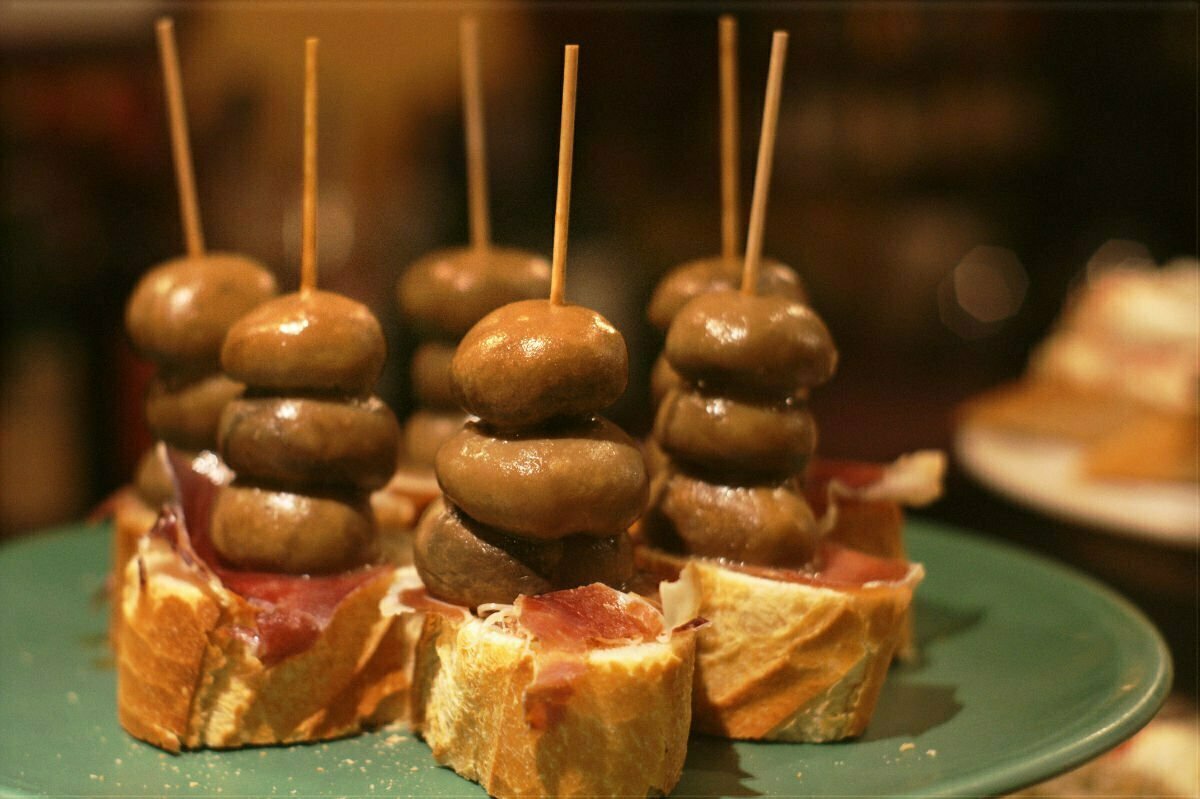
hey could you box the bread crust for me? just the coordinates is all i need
[109,489,161,644]
[410,606,696,798]
[116,534,417,752]
[639,546,921,742]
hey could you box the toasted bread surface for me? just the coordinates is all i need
[116,535,416,751]
[411,608,695,798]
[639,546,920,741]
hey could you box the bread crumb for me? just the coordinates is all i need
[900,742,915,752]
[316,767,325,773]
[342,759,356,766]
[795,771,803,779]
[114,758,122,766]
[410,766,419,772]
[189,782,199,788]
[926,749,938,757]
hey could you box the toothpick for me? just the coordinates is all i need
[301,37,318,294]
[548,45,578,306]
[156,18,204,258]
[719,15,739,262]
[460,17,491,252]
[741,31,788,296]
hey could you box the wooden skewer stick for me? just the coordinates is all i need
[156,18,205,258]
[741,31,788,296]
[548,45,579,307]
[461,17,491,252]
[301,37,319,294]
[719,15,739,262]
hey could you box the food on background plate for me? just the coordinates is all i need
[111,17,277,639]
[116,38,415,751]
[392,44,698,799]
[637,30,934,742]
[378,18,550,545]
[959,257,1199,484]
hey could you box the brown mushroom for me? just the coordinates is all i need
[398,246,550,339]
[654,388,817,480]
[125,253,277,368]
[436,417,648,539]
[222,290,386,395]
[647,255,805,332]
[218,395,400,491]
[642,470,819,568]
[145,371,245,452]
[210,483,375,574]
[664,290,837,396]
[450,299,627,428]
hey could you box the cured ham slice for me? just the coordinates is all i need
[515,583,663,651]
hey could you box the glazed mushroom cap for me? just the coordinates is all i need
[398,246,550,338]
[209,483,376,575]
[126,252,277,368]
[654,388,817,481]
[664,290,837,397]
[222,290,386,395]
[647,254,805,332]
[145,372,245,452]
[642,470,819,568]
[413,498,633,608]
[413,497,561,607]
[218,395,400,491]
[436,416,648,539]
[450,299,628,429]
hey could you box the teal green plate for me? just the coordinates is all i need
[0,519,1171,798]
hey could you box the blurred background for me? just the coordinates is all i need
[0,2,1196,683]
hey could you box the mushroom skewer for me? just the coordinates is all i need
[646,16,807,407]
[214,38,400,574]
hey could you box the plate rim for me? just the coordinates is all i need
[899,517,1174,798]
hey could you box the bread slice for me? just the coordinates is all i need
[108,488,160,643]
[638,545,922,742]
[116,519,419,752]
[404,584,697,799]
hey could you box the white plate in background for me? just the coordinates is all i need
[955,423,1199,547]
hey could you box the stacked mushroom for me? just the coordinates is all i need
[645,28,839,569]
[396,19,549,473]
[126,258,277,507]
[124,19,277,509]
[413,299,647,607]
[397,252,548,468]
[214,289,401,574]
[645,15,805,407]
[644,290,836,567]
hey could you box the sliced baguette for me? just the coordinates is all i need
[116,530,419,752]
[109,488,160,643]
[638,546,922,742]
[406,586,697,799]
